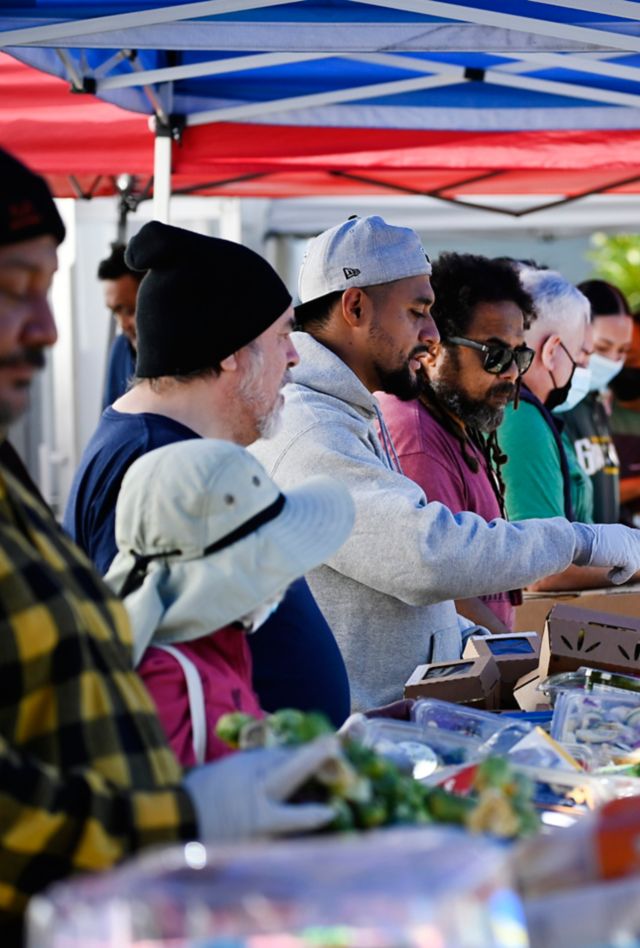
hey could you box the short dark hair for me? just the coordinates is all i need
[97,243,143,282]
[577,279,631,317]
[431,252,534,337]
[294,291,343,331]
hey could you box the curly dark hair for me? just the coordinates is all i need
[431,252,534,337]
[424,252,534,507]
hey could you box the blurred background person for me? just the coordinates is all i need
[610,306,640,526]
[555,279,632,525]
[98,243,143,408]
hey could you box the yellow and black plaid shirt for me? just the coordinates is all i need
[0,466,196,927]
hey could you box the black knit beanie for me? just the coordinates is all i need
[125,221,292,377]
[0,149,65,247]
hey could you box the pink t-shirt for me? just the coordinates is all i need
[138,626,264,767]
[377,394,515,629]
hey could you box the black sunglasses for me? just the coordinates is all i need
[446,336,535,376]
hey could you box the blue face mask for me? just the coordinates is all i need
[587,352,625,393]
[552,365,591,413]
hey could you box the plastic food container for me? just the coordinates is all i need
[413,698,532,755]
[356,718,441,777]
[27,827,527,947]
[583,667,640,696]
[539,667,640,707]
[537,670,591,706]
[551,690,640,764]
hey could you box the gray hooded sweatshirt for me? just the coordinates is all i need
[251,333,582,711]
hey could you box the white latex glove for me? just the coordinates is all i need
[183,735,340,842]
[572,522,640,585]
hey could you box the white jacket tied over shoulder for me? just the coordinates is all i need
[250,332,640,712]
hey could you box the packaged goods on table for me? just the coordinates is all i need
[27,827,528,948]
[217,709,540,837]
[551,689,640,766]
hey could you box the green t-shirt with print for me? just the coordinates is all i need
[498,400,593,523]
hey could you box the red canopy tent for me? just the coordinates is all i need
[4,50,640,217]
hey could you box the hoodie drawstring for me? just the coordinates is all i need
[374,403,404,475]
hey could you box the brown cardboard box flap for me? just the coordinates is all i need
[513,671,548,712]
[514,585,640,636]
[539,602,640,678]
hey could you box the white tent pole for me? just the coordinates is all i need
[153,130,172,224]
[353,0,640,54]
[0,0,301,47]
[97,51,330,91]
[530,0,640,17]
[185,73,456,126]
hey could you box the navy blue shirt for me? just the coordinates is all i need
[102,334,136,409]
[63,409,197,575]
[250,578,350,727]
[63,409,350,724]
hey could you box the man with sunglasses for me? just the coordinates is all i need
[498,265,624,591]
[379,252,535,633]
[251,216,640,711]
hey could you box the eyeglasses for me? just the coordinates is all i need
[446,336,535,376]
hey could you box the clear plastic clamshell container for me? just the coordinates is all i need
[538,667,640,708]
[551,689,640,765]
[356,718,452,777]
[412,698,533,757]
[537,670,591,707]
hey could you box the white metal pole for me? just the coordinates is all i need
[153,131,172,223]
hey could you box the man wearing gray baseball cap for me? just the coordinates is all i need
[251,215,640,712]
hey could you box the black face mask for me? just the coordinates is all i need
[545,365,576,411]
[610,366,640,402]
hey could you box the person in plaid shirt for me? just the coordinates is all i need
[0,149,339,946]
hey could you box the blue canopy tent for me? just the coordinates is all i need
[3,1,640,219]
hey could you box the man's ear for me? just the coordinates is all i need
[539,334,560,372]
[341,287,369,328]
[219,352,238,373]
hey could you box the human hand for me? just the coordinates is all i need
[573,522,640,584]
[183,736,340,842]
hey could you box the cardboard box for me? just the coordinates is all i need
[513,585,640,636]
[512,671,548,712]
[463,632,541,706]
[403,654,500,709]
[539,602,640,679]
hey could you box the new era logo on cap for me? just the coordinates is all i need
[298,215,432,306]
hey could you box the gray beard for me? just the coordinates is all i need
[426,378,510,432]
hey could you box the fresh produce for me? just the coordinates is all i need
[215,709,539,838]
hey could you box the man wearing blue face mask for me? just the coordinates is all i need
[497,266,635,591]
[558,280,633,525]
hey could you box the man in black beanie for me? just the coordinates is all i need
[65,219,297,572]
[64,220,351,727]
[0,150,340,947]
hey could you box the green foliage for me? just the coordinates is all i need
[587,233,640,312]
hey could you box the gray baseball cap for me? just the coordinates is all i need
[297,215,432,306]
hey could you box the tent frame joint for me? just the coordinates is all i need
[155,113,186,143]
